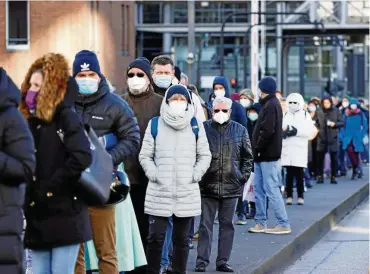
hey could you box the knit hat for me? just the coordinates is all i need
[127,57,152,82]
[250,103,261,114]
[349,98,359,106]
[258,76,277,94]
[231,93,240,101]
[240,88,255,101]
[174,66,181,82]
[73,50,101,77]
[166,84,191,103]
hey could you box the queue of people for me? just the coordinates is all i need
[0,50,368,274]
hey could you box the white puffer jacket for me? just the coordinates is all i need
[281,93,314,168]
[139,89,211,217]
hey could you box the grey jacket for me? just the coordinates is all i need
[139,100,211,217]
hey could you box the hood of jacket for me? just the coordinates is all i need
[0,68,21,110]
[286,93,304,112]
[212,76,230,98]
[19,53,71,122]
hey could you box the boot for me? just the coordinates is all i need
[316,176,324,184]
[351,168,357,180]
[330,176,338,184]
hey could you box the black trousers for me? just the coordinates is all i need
[146,215,193,274]
[126,184,149,274]
[317,150,337,178]
[285,166,305,199]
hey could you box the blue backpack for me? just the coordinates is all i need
[151,116,199,142]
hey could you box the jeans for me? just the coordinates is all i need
[161,217,173,267]
[147,215,193,274]
[32,244,80,274]
[254,161,290,228]
[196,197,238,267]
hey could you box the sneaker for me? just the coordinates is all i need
[286,197,293,205]
[264,225,292,235]
[192,231,199,241]
[235,214,247,225]
[297,198,304,205]
[216,263,234,272]
[248,223,266,233]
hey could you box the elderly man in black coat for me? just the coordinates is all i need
[0,68,36,274]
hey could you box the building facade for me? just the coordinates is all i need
[0,0,135,92]
[135,0,370,98]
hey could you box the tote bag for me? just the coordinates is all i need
[243,172,255,202]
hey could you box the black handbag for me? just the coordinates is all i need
[78,125,113,206]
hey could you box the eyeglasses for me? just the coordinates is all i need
[289,102,298,105]
[127,72,145,78]
[214,109,229,113]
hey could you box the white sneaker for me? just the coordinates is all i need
[286,197,293,205]
[297,198,304,205]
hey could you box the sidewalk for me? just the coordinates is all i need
[187,171,369,274]
[283,198,369,274]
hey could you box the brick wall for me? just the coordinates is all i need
[0,1,135,92]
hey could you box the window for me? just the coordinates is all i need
[121,4,130,56]
[6,0,29,50]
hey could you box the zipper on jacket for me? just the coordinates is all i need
[218,126,223,198]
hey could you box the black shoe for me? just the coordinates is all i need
[245,208,256,219]
[330,177,338,184]
[351,168,357,180]
[306,181,313,188]
[316,176,324,184]
[216,264,234,272]
[195,265,206,272]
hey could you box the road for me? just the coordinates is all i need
[283,198,369,274]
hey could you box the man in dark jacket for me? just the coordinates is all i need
[315,96,344,184]
[211,76,247,127]
[123,57,163,274]
[195,97,253,273]
[248,76,291,235]
[0,68,36,274]
[72,50,141,274]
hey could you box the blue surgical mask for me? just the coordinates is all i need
[76,78,99,95]
[154,75,172,89]
[248,112,258,121]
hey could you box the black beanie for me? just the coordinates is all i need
[174,66,181,82]
[73,50,102,77]
[258,76,277,94]
[166,84,191,103]
[127,57,152,82]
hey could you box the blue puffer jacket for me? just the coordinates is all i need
[210,76,247,128]
[341,98,368,152]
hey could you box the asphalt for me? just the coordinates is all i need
[186,170,369,274]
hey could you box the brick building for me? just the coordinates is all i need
[0,1,135,93]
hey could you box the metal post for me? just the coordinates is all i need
[276,3,283,90]
[299,37,305,96]
[250,0,259,98]
[163,3,172,55]
[187,0,196,84]
[260,0,266,78]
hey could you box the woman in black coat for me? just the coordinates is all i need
[20,53,92,274]
[0,68,36,274]
[315,96,344,184]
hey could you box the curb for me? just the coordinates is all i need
[249,182,369,274]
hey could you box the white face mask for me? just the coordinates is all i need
[214,89,226,98]
[127,76,148,95]
[288,102,300,113]
[240,99,252,109]
[168,101,188,117]
[342,101,349,108]
[154,75,172,89]
[350,104,357,110]
[213,111,230,124]
[308,105,316,113]
[248,112,258,121]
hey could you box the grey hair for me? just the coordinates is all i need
[212,97,232,110]
[180,73,188,82]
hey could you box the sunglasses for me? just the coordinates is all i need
[289,102,298,105]
[127,72,145,78]
[214,109,229,113]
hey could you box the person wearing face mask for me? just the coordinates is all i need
[72,50,141,274]
[0,68,35,274]
[281,94,315,206]
[139,85,211,274]
[195,97,253,273]
[340,98,368,180]
[210,76,247,127]
[307,100,320,179]
[239,89,255,110]
[151,55,175,97]
[19,53,92,274]
[315,96,344,184]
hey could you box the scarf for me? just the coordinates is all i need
[160,102,195,130]
[345,108,360,116]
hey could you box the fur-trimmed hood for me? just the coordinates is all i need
[19,53,73,122]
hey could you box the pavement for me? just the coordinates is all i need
[186,171,369,274]
[283,198,369,274]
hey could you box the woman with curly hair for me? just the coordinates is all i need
[20,53,92,274]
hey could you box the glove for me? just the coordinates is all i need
[363,135,369,145]
[286,126,298,138]
[283,129,289,139]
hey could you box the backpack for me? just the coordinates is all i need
[150,116,199,142]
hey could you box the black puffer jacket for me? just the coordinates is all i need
[75,78,141,166]
[200,120,253,199]
[0,68,35,274]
